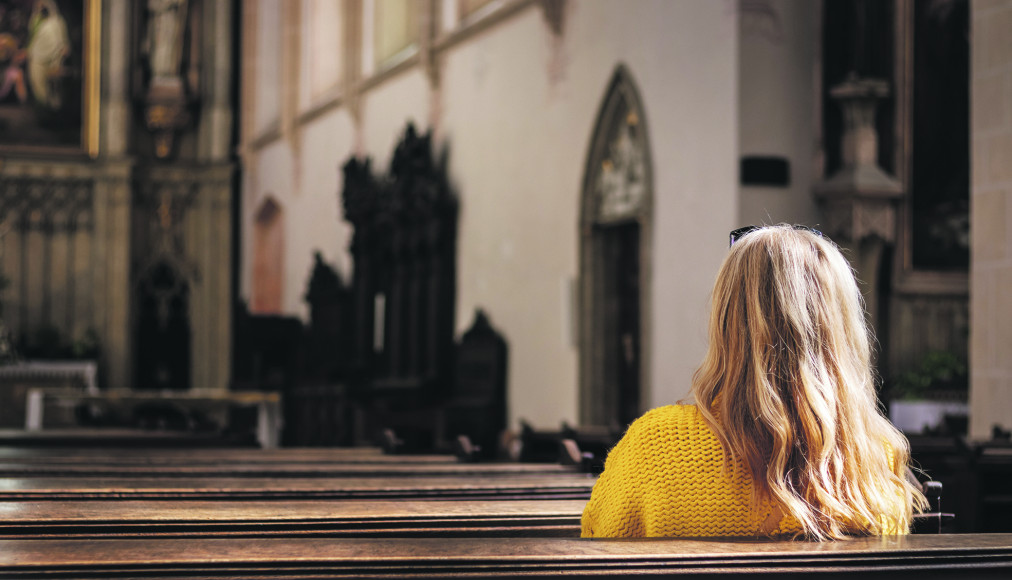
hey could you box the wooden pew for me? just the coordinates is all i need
[0,443,581,477]
[0,428,252,448]
[976,443,1012,532]
[0,461,580,477]
[0,446,450,463]
[1,534,1009,578]
[0,499,586,539]
[0,474,596,500]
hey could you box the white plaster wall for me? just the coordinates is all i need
[242,0,739,431]
[300,0,345,111]
[360,70,432,169]
[242,108,356,319]
[440,0,738,428]
[293,110,358,300]
[253,0,283,134]
[738,0,820,228]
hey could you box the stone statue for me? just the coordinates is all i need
[145,0,187,81]
[141,0,193,159]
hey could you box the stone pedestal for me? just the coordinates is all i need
[815,76,902,331]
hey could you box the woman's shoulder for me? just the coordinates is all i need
[624,404,705,437]
[635,404,701,423]
[611,404,722,470]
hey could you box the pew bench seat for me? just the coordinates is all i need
[0,475,596,501]
[1,534,1009,578]
[0,499,586,539]
[0,446,454,464]
[0,461,579,478]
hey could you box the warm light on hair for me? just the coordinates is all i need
[691,224,927,540]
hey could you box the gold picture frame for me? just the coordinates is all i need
[0,0,101,158]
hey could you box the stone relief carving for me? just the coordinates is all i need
[596,110,646,223]
[0,178,93,232]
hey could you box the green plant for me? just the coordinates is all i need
[890,351,968,401]
[71,328,101,359]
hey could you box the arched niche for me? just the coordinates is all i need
[135,260,191,391]
[252,197,284,314]
[578,65,653,429]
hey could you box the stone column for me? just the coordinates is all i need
[969,0,1012,440]
[210,169,233,392]
[198,0,234,162]
[92,160,134,391]
[187,164,233,393]
[191,0,234,393]
[102,0,133,158]
[96,0,135,390]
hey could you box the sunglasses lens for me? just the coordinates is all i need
[728,225,823,247]
[729,226,759,247]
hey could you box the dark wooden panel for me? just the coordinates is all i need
[0,499,585,538]
[0,534,1009,578]
[0,474,596,500]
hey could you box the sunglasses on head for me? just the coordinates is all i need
[728,225,824,248]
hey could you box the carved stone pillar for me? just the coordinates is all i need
[103,0,134,158]
[814,75,902,333]
[201,165,234,392]
[93,160,135,391]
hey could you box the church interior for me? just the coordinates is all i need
[0,0,1011,573]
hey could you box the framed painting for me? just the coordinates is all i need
[0,0,100,157]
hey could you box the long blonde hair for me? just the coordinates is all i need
[691,225,926,540]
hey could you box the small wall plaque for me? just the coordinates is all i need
[741,156,791,187]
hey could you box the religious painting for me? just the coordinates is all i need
[0,0,100,156]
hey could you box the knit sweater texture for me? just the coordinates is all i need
[581,404,803,538]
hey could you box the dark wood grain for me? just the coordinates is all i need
[0,461,577,477]
[0,428,248,448]
[0,446,449,462]
[0,499,585,538]
[0,474,596,500]
[0,534,1009,578]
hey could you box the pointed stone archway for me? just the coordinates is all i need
[578,65,653,430]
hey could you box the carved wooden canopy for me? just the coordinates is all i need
[340,124,458,401]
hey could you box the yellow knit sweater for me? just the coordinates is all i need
[581,404,802,538]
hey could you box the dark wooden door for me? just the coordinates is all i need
[598,222,640,428]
